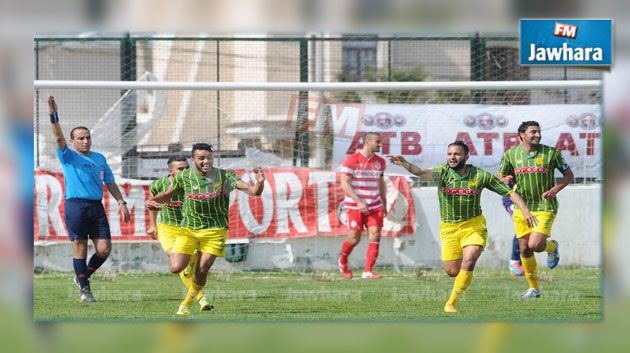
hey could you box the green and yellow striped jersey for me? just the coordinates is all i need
[433,164,512,223]
[171,168,241,230]
[498,144,570,213]
[150,176,185,226]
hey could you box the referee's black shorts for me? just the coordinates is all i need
[64,198,111,241]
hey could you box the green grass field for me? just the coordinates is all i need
[34,268,601,322]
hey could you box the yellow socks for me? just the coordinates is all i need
[182,281,203,306]
[179,271,191,288]
[179,250,200,290]
[520,255,539,289]
[446,270,473,306]
[545,240,557,252]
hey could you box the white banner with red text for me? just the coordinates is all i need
[34,168,415,241]
[331,104,601,177]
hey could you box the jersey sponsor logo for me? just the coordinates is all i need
[515,166,550,174]
[187,190,224,201]
[443,187,480,195]
[352,170,382,177]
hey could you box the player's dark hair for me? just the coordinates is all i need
[448,140,469,155]
[70,126,90,139]
[167,155,188,167]
[191,143,213,155]
[363,132,380,143]
[518,121,540,134]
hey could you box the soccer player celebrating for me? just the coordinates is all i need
[146,143,264,315]
[498,121,573,299]
[337,132,387,280]
[48,96,130,302]
[148,156,212,311]
[389,141,536,313]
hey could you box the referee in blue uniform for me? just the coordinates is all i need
[48,96,130,302]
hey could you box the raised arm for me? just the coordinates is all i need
[387,155,433,180]
[235,167,265,196]
[48,96,67,150]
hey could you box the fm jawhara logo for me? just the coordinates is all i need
[520,19,612,66]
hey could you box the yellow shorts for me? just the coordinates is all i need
[439,215,487,262]
[513,209,556,238]
[156,223,181,252]
[173,227,228,257]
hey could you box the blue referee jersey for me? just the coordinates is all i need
[56,146,115,200]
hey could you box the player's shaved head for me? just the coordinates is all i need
[363,132,380,143]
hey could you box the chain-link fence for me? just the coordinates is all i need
[35,34,601,182]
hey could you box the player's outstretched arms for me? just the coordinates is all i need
[236,167,265,196]
[48,96,67,150]
[387,155,433,180]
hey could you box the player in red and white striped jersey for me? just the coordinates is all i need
[337,132,387,280]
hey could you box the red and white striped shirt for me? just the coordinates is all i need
[338,152,386,211]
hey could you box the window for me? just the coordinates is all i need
[342,40,377,81]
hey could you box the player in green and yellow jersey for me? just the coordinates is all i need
[498,121,574,299]
[146,143,265,316]
[389,141,536,313]
[147,155,212,312]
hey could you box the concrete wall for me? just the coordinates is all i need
[34,184,600,273]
